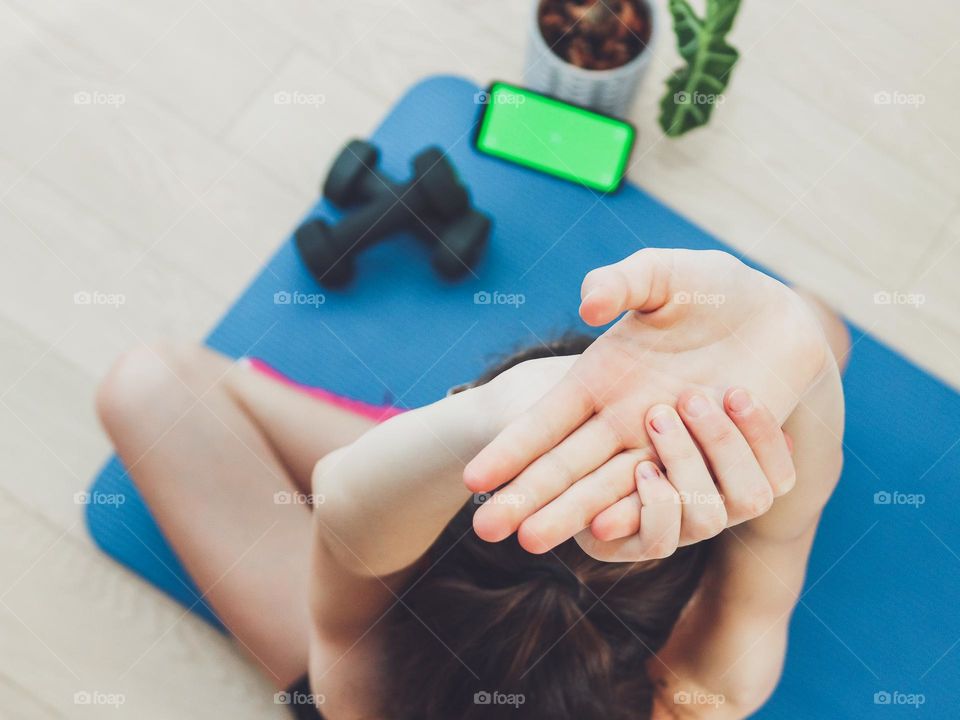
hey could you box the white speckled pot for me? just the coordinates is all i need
[523,0,657,118]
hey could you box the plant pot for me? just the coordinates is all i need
[523,0,656,118]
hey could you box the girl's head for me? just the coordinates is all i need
[383,336,712,719]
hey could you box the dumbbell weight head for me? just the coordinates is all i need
[427,210,491,280]
[411,148,469,221]
[322,139,381,207]
[294,220,355,289]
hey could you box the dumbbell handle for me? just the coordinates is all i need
[354,170,403,205]
[351,167,467,247]
[325,184,429,253]
[330,146,437,208]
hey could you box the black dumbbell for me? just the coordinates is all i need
[323,140,491,279]
[295,141,489,288]
[322,139,399,207]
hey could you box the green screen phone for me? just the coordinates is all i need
[475,82,635,193]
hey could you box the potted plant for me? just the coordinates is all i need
[525,0,655,118]
[524,0,743,136]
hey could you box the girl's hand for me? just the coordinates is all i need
[472,354,580,445]
[474,362,796,561]
[474,372,793,560]
[475,346,796,561]
[465,248,827,551]
[572,389,794,563]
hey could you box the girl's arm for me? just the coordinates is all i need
[310,386,486,580]
[303,383,508,719]
[305,355,577,660]
[650,364,845,718]
[308,354,578,585]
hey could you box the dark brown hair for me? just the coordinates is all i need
[382,335,712,719]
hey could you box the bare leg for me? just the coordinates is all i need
[795,289,852,373]
[96,342,377,688]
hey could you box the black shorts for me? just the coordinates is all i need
[284,675,323,719]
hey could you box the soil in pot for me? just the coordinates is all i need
[538,0,652,70]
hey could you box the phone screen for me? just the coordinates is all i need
[475,82,635,193]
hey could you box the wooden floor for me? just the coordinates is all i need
[0,0,957,716]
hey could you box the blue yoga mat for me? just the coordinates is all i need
[87,75,959,717]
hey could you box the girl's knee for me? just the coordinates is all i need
[794,290,852,373]
[96,341,207,433]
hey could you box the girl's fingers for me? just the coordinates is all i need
[723,387,797,497]
[574,526,647,563]
[634,462,682,559]
[591,490,714,547]
[463,376,594,494]
[575,462,680,563]
[588,392,792,547]
[645,404,728,543]
[578,249,673,326]
[591,491,641,541]
[473,416,621,545]
[518,451,641,554]
[675,390,774,526]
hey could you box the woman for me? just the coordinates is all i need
[96,249,848,719]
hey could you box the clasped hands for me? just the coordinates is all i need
[463,249,830,562]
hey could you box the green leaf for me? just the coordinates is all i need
[659,0,742,137]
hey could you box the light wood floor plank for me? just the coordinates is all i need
[0,488,284,719]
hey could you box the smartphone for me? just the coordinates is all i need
[474,82,635,193]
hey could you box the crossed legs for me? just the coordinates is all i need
[96,343,377,688]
